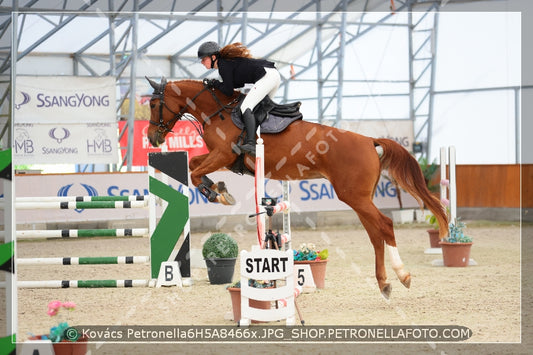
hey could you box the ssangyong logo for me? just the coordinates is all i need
[49,127,71,144]
[42,126,78,155]
[15,91,30,110]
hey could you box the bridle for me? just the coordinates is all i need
[148,79,243,137]
[148,82,207,136]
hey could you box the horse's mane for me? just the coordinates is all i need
[171,79,242,100]
[176,79,202,85]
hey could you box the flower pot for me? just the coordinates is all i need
[439,242,473,267]
[427,229,441,248]
[228,287,271,323]
[29,335,88,355]
[391,209,414,224]
[205,258,236,284]
[294,259,328,289]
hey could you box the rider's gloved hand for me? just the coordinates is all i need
[202,78,220,89]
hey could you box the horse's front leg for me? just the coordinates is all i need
[190,152,236,206]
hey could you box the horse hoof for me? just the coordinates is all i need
[401,274,411,289]
[222,192,236,205]
[381,283,392,300]
[216,181,228,194]
[216,192,236,206]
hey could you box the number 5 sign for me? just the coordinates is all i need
[294,264,316,293]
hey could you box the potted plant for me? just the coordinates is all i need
[293,243,329,289]
[226,280,273,323]
[202,233,238,284]
[27,300,88,355]
[425,214,441,248]
[439,218,473,267]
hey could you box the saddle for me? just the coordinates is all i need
[228,96,303,176]
[231,96,303,134]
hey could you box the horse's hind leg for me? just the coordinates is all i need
[353,200,411,299]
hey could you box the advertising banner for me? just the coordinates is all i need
[118,120,209,166]
[13,76,118,164]
[13,123,118,164]
[7,171,418,226]
[15,76,116,123]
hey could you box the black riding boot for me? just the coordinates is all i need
[238,108,257,156]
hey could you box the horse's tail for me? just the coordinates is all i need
[374,138,449,238]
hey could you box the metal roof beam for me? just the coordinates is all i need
[14,1,99,61]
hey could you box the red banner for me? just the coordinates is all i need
[118,120,209,166]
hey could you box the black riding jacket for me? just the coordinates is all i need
[213,57,276,96]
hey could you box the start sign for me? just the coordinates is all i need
[240,249,294,280]
[244,256,289,273]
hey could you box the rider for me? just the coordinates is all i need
[198,41,281,156]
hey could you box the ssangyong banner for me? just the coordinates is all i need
[15,76,116,123]
[13,123,118,164]
[118,120,209,166]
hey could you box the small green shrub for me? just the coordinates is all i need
[202,233,238,259]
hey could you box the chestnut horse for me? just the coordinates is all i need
[146,77,448,299]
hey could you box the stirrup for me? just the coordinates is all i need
[238,143,256,157]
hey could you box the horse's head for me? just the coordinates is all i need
[146,76,241,147]
[146,76,191,147]
[146,76,171,146]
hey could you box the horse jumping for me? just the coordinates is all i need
[146,77,448,299]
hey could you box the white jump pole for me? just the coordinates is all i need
[13,200,148,209]
[16,279,156,288]
[12,195,148,202]
[440,147,447,206]
[282,180,291,250]
[5,228,149,240]
[440,145,457,227]
[148,165,157,240]
[17,256,150,265]
[3,164,15,348]
[448,146,457,224]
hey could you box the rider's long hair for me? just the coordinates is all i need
[219,42,253,59]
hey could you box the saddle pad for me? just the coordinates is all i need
[231,111,302,134]
[231,96,303,134]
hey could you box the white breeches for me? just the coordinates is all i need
[240,67,281,114]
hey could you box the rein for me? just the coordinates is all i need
[149,84,207,136]
[149,81,242,137]
[204,89,243,125]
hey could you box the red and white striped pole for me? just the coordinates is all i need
[255,128,265,248]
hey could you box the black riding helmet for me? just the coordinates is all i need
[198,41,220,69]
